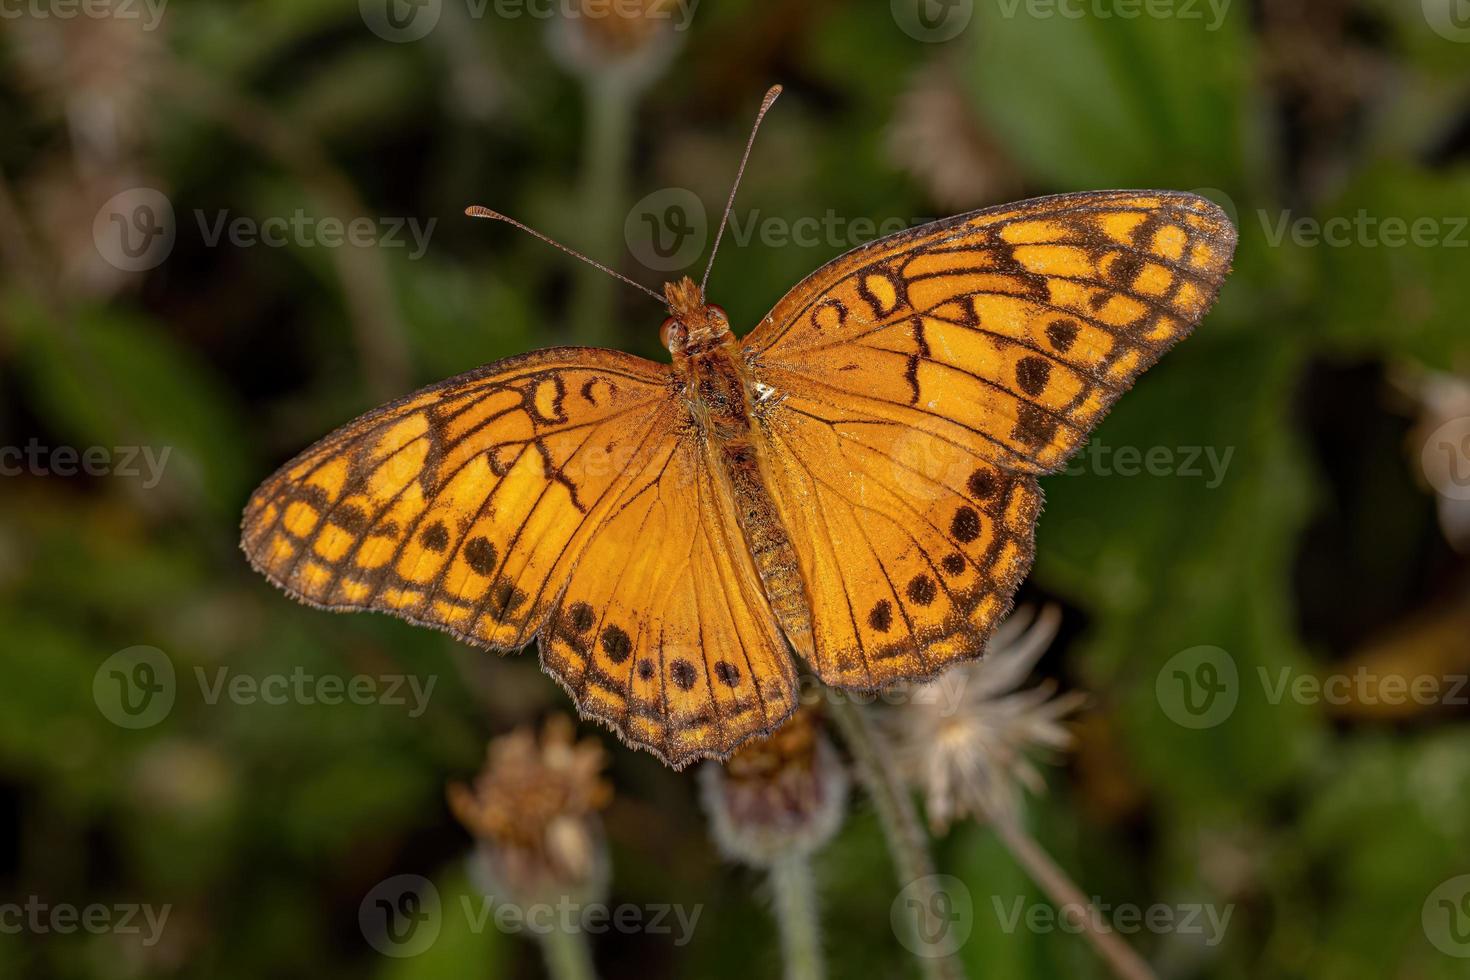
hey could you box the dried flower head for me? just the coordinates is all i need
[6,0,163,166]
[699,706,848,867]
[449,715,612,902]
[888,605,1085,831]
[547,0,682,88]
[886,61,1019,211]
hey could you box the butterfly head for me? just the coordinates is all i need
[661,275,731,357]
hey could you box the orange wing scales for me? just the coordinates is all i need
[747,191,1236,474]
[242,351,673,650]
[744,191,1236,685]
[539,436,797,766]
[241,347,800,768]
[757,389,1041,686]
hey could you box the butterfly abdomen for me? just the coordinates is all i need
[683,344,816,660]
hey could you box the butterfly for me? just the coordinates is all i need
[241,89,1237,768]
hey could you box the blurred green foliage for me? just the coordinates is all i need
[1,1,1468,977]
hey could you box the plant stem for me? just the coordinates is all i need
[769,855,824,980]
[988,812,1156,980]
[537,925,598,980]
[825,695,966,980]
[570,78,633,346]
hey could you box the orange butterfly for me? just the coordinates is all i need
[241,88,1236,768]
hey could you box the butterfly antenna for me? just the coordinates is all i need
[700,84,783,298]
[464,206,668,307]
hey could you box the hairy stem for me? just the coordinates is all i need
[537,924,599,980]
[826,696,966,980]
[769,855,825,980]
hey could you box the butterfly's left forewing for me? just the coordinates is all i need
[744,191,1236,687]
[241,347,672,644]
[241,346,797,765]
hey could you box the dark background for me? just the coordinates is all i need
[2,0,1469,976]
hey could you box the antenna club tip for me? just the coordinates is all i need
[762,84,783,106]
[465,206,496,219]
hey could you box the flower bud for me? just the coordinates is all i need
[699,707,849,867]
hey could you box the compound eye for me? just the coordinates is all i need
[707,304,728,322]
[660,316,682,351]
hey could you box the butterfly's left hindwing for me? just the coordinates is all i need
[744,191,1236,686]
[241,346,798,766]
[539,424,798,767]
